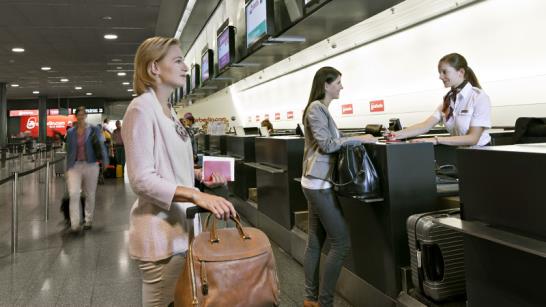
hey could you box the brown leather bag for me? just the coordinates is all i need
[174,215,280,307]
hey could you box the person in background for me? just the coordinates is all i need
[181,112,198,162]
[123,36,236,307]
[103,118,111,133]
[112,120,125,167]
[391,53,491,146]
[65,106,108,232]
[301,67,377,307]
[261,119,274,134]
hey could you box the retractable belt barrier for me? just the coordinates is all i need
[0,147,65,255]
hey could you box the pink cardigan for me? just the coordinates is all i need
[122,89,197,262]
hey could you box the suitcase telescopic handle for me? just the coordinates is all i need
[185,206,210,219]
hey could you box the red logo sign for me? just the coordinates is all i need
[341,104,353,115]
[287,111,294,120]
[10,110,39,117]
[256,115,260,122]
[370,100,384,112]
[19,115,77,138]
[275,113,280,120]
[26,117,38,129]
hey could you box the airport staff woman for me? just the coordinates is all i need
[122,37,236,307]
[301,67,376,307]
[392,53,491,146]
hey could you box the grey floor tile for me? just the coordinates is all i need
[90,280,141,307]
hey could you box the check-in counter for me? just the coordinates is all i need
[337,142,439,301]
[226,135,256,201]
[208,135,227,155]
[245,136,306,252]
[196,134,209,155]
[437,143,546,307]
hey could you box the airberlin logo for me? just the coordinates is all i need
[341,104,353,115]
[370,100,384,112]
[26,117,37,129]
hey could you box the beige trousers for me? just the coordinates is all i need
[138,254,185,307]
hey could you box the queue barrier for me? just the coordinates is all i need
[0,147,65,255]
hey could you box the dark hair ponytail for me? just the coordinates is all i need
[439,53,481,89]
[302,66,342,123]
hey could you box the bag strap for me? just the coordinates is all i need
[205,214,251,244]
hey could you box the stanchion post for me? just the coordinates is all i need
[19,153,23,172]
[11,172,19,254]
[45,161,50,221]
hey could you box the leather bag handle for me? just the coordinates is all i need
[205,214,251,244]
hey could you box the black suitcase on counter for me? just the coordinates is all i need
[407,209,466,302]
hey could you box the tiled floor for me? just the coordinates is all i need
[0,163,352,306]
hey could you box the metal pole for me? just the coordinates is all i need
[19,153,23,172]
[11,172,18,254]
[44,161,50,221]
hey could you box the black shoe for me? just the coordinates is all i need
[83,222,92,230]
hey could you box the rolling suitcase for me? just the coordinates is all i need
[407,208,466,302]
[55,151,67,176]
[174,207,280,307]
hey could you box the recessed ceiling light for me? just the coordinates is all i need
[117,72,126,76]
[60,78,69,82]
[132,93,137,97]
[86,92,93,96]
[12,47,25,53]
[127,89,133,92]
[112,59,122,62]
[41,66,51,71]
[75,86,82,90]
[33,91,40,94]
[104,34,118,40]
[11,84,19,87]
[102,16,112,21]
[122,82,130,85]
[116,66,123,69]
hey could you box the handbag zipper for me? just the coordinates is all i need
[200,260,209,295]
[188,245,199,306]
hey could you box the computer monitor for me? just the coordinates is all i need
[201,49,214,84]
[389,118,402,131]
[245,0,275,52]
[243,127,261,136]
[217,23,236,74]
[191,64,200,92]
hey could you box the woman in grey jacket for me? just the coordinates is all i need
[301,67,376,307]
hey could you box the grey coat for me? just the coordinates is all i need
[302,101,348,180]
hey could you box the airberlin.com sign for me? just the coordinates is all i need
[19,115,77,137]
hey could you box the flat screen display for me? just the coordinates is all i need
[201,52,210,83]
[191,64,200,91]
[246,0,268,48]
[217,28,231,71]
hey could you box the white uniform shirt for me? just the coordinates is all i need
[432,83,492,146]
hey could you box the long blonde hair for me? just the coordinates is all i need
[133,37,180,95]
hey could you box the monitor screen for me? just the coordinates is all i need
[191,64,200,91]
[186,75,191,94]
[217,27,232,71]
[246,0,269,48]
[201,51,211,83]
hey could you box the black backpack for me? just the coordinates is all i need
[333,142,381,199]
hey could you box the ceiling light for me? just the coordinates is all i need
[122,82,130,85]
[104,34,118,40]
[75,86,82,90]
[132,93,137,97]
[127,89,133,92]
[33,91,40,94]
[112,59,122,62]
[60,78,69,82]
[41,66,51,71]
[12,47,25,53]
[86,92,93,96]
[11,84,19,87]
[116,66,122,69]
[102,16,112,21]
[117,72,126,76]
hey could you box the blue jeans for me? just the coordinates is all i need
[302,188,350,307]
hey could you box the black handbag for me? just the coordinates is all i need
[333,141,381,198]
[90,128,104,161]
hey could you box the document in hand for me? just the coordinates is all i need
[202,156,235,181]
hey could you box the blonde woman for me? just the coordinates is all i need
[122,37,236,307]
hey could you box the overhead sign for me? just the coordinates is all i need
[70,107,104,114]
[256,115,260,122]
[264,114,269,120]
[19,115,77,137]
[10,109,63,117]
[370,100,385,112]
[341,104,353,115]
